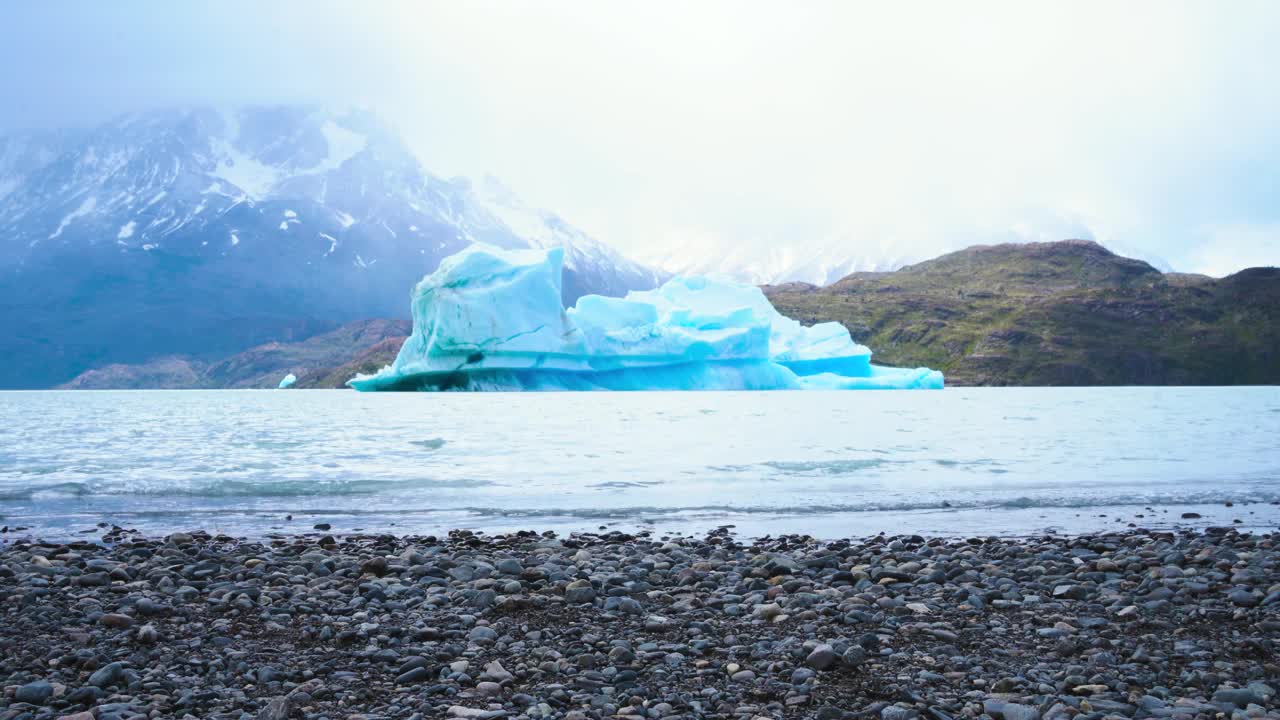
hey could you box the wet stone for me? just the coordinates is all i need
[0,526,1275,720]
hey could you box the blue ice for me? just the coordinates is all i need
[278,373,297,389]
[349,245,943,392]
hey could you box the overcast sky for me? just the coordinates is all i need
[2,1,1278,275]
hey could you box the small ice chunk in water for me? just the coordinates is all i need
[278,373,297,389]
[350,244,943,392]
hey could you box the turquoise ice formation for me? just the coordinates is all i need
[278,373,297,389]
[349,245,943,392]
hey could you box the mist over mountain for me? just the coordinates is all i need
[641,242,912,287]
[0,105,660,389]
[637,213,1178,287]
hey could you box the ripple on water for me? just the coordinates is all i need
[1,387,1277,537]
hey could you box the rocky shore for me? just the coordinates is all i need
[1,527,1277,720]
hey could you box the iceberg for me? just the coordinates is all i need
[278,373,297,389]
[350,245,943,392]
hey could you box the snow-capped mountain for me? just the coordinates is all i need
[640,241,913,287]
[636,211,1177,286]
[0,106,660,388]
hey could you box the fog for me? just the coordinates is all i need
[2,1,1278,275]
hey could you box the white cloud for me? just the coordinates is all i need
[1188,223,1280,277]
[364,1,1280,276]
[3,0,1279,277]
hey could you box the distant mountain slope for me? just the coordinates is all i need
[61,240,1279,389]
[642,241,908,287]
[639,225,1176,287]
[766,240,1280,386]
[57,355,209,391]
[0,106,658,388]
[58,319,409,389]
[291,336,407,390]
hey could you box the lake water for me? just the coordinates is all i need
[1,387,1278,539]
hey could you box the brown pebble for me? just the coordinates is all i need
[99,613,135,629]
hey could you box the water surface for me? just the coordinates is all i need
[1,387,1277,538]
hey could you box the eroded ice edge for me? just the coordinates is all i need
[350,245,942,392]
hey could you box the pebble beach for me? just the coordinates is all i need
[1,527,1277,720]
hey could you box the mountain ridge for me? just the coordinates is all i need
[0,105,659,388]
[57,319,410,390]
[767,240,1279,386]
[57,240,1280,389]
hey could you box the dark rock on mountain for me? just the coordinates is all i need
[291,335,407,389]
[57,355,209,390]
[0,106,658,389]
[58,319,409,389]
[202,318,409,388]
[760,280,819,294]
[767,240,1280,386]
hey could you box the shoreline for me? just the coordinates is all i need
[2,527,1277,720]
[3,499,1278,545]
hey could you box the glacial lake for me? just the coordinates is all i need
[1,387,1278,539]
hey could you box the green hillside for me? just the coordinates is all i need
[766,240,1279,386]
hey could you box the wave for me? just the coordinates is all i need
[0,482,95,500]
[710,457,1008,476]
[710,459,898,474]
[437,493,1280,519]
[0,476,494,500]
[6,490,1277,539]
[102,492,1277,519]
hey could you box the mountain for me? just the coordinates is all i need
[638,215,1176,287]
[766,240,1280,385]
[58,319,409,389]
[59,239,1279,389]
[290,336,408,390]
[0,106,659,388]
[641,240,909,287]
[56,355,210,391]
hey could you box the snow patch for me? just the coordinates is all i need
[48,196,98,240]
[209,117,281,200]
[230,232,240,246]
[334,210,356,228]
[117,220,136,239]
[319,232,338,255]
[278,221,289,231]
[214,148,281,199]
[641,239,907,286]
[207,108,278,199]
[476,177,557,248]
[210,116,365,198]
[471,175,648,278]
[283,209,297,218]
[312,121,367,173]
